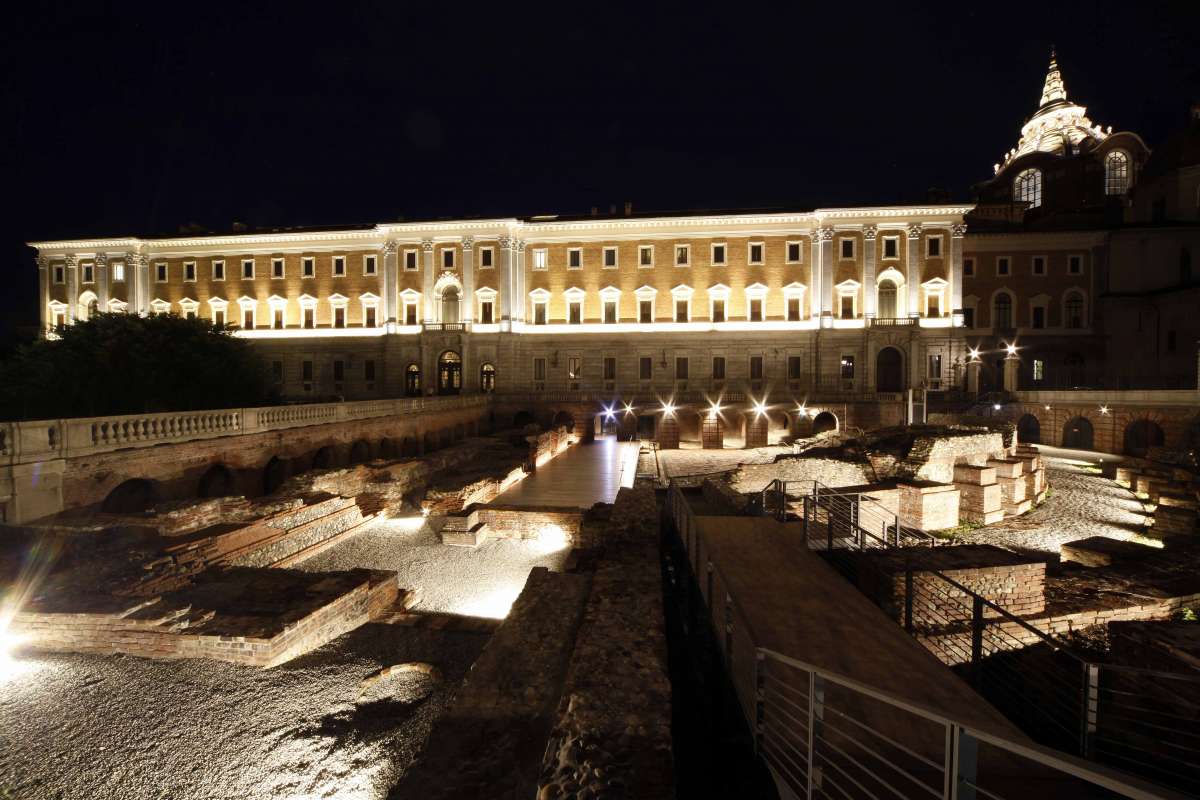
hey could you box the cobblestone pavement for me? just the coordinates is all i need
[962,446,1150,557]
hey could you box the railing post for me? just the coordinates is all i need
[950,726,978,800]
[826,509,834,552]
[807,671,824,798]
[802,496,810,542]
[753,650,765,755]
[1081,662,1099,758]
[970,596,984,687]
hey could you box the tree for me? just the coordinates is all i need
[0,313,277,420]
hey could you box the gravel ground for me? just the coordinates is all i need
[961,445,1149,556]
[656,443,789,481]
[295,516,572,619]
[0,623,489,800]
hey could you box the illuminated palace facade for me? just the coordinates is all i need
[28,53,1200,425]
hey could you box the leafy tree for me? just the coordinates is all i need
[0,313,277,420]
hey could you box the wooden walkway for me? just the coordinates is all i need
[495,437,628,508]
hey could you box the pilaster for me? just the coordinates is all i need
[809,234,822,319]
[951,224,966,316]
[382,240,398,325]
[421,239,435,323]
[862,226,877,318]
[906,224,922,317]
[498,236,513,330]
[130,249,149,315]
[513,240,527,321]
[65,254,79,322]
[461,236,475,324]
[36,255,50,333]
[818,227,834,319]
[96,253,110,308]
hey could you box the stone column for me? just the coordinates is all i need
[421,238,435,323]
[809,232,822,319]
[382,240,398,326]
[1003,352,1020,392]
[37,255,50,333]
[513,240,527,322]
[819,227,834,320]
[96,253,110,309]
[745,412,768,448]
[862,226,877,319]
[657,413,680,449]
[65,254,79,322]
[131,250,150,315]
[951,224,966,318]
[701,413,724,449]
[906,224,922,317]
[461,236,475,324]
[967,357,981,395]
[498,236,513,330]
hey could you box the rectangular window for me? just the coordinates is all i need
[82,262,94,283]
[997,256,1011,276]
[442,249,455,269]
[567,248,582,269]
[53,265,65,284]
[603,357,616,381]
[333,360,345,382]
[404,250,418,271]
[840,355,855,379]
[479,300,494,324]
[212,260,225,281]
[927,236,942,258]
[711,243,727,265]
[364,254,377,275]
[156,263,168,282]
[404,302,418,326]
[271,360,283,384]
[962,307,974,328]
[479,247,494,268]
[788,356,802,380]
[963,257,975,277]
[639,245,654,268]
[302,257,315,278]
[302,361,313,382]
[242,259,254,279]
[334,307,346,328]
[639,299,653,323]
[568,356,581,380]
[533,358,546,381]
[786,241,802,263]
[1068,255,1082,275]
[534,301,547,325]
[840,238,855,259]
[303,307,315,328]
[748,242,764,265]
[604,300,618,323]
[748,297,763,321]
[927,293,940,317]
[111,261,125,282]
[675,244,689,266]
[1032,256,1046,276]
[242,307,254,328]
[787,296,802,321]
[568,300,582,324]
[365,360,376,382]
[1032,306,1045,329]
[674,299,688,322]
[273,258,285,279]
[840,295,854,319]
[640,357,652,381]
[365,305,377,327]
[603,247,618,268]
[883,237,899,259]
[712,356,726,380]
[928,354,942,379]
[532,249,548,270]
[273,308,284,329]
[750,356,764,380]
[675,357,689,379]
[184,262,196,282]
[712,298,726,323]
[1033,359,1045,381]
[333,256,346,277]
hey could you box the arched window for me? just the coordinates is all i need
[437,351,462,395]
[1104,150,1130,195]
[877,279,898,319]
[1064,292,1084,328]
[1182,247,1193,285]
[405,363,421,397]
[440,287,460,324]
[1013,168,1042,209]
[993,293,1013,329]
[480,362,496,393]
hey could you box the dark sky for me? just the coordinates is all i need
[2,1,1197,337]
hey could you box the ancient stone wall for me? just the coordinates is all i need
[730,456,872,493]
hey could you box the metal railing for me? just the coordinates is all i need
[758,479,937,548]
[664,483,1187,799]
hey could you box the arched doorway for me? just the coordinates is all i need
[349,440,371,464]
[312,445,337,470]
[480,362,496,393]
[198,464,235,498]
[1123,419,1165,457]
[441,287,460,324]
[1016,414,1041,445]
[1062,417,1094,450]
[876,347,904,392]
[552,411,575,433]
[263,457,288,494]
[812,411,838,435]
[102,479,161,513]
[405,363,421,397]
[438,351,462,395]
[877,279,898,319]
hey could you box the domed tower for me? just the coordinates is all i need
[971,49,1149,227]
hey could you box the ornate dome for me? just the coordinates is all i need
[995,50,1112,174]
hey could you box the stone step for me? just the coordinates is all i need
[441,521,490,548]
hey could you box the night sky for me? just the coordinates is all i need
[2,1,1197,340]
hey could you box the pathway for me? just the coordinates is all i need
[494,436,629,508]
[963,445,1150,556]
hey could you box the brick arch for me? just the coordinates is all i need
[1016,413,1041,445]
[311,445,338,470]
[551,410,575,432]
[102,478,162,513]
[262,456,290,495]
[198,463,236,498]
[812,411,839,435]
[1061,416,1095,450]
[348,439,371,465]
[1123,417,1165,457]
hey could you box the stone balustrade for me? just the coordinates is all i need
[0,394,490,466]
[1015,388,1200,407]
